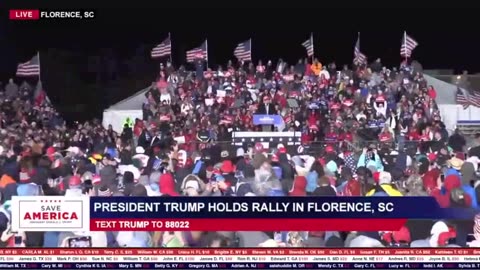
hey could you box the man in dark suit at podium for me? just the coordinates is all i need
[256,95,277,131]
[257,95,277,115]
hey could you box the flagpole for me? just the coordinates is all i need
[357,32,360,63]
[404,31,408,63]
[310,32,314,63]
[250,38,252,62]
[37,51,42,82]
[168,32,173,64]
[205,39,209,68]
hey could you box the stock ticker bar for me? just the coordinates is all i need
[0,263,478,269]
[9,10,96,20]
[0,249,479,265]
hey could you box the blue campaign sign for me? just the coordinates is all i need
[89,197,477,220]
[253,114,283,125]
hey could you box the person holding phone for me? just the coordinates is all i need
[1,226,26,248]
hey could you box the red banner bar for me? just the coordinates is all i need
[9,10,40,20]
[89,218,407,231]
[0,249,477,256]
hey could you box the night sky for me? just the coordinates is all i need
[0,7,478,121]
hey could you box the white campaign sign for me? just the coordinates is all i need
[11,196,90,232]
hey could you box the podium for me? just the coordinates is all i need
[253,114,283,132]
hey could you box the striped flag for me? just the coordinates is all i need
[400,31,418,58]
[456,88,469,109]
[234,39,252,62]
[354,33,367,64]
[16,54,40,77]
[186,40,208,62]
[471,91,480,107]
[302,34,314,57]
[151,36,172,58]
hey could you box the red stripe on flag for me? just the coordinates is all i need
[90,218,407,231]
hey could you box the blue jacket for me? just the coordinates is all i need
[306,171,318,193]
[357,153,384,172]
[462,185,478,208]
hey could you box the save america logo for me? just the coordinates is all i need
[11,196,90,232]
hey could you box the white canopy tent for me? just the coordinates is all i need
[102,86,149,133]
[423,74,480,131]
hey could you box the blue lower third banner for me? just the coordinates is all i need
[13,196,476,232]
[1,263,473,269]
[90,197,475,219]
[86,197,478,231]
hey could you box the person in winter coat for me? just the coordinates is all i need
[460,161,478,208]
[159,173,178,196]
[366,171,402,196]
[410,221,457,247]
[310,59,322,76]
[448,129,466,153]
[431,174,472,208]
[137,126,153,150]
[403,174,429,196]
[289,170,307,196]
[0,172,17,201]
[357,148,384,172]
[380,226,411,247]
[348,232,384,247]
[342,179,362,196]
[311,176,336,196]
[306,161,324,194]
[5,79,19,100]
[278,152,294,181]
[467,214,480,247]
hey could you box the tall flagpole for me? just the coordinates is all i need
[403,31,408,63]
[310,32,314,63]
[250,38,252,62]
[168,32,173,64]
[357,32,360,63]
[37,51,41,82]
[205,39,209,69]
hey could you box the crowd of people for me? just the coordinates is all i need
[0,55,479,249]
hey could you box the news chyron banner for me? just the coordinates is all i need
[9,9,96,20]
[10,196,476,232]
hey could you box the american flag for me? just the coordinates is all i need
[354,33,367,64]
[456,88,469,109]
[16,54,40,77]
[186,40,208,62]
[302,34,314,57]
[151,37,172,58]
[459,88,480,108]
[400,31,418,58]
[234,39,252,62]
[471,90,480,107]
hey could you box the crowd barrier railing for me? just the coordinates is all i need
[174,139,436,157]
